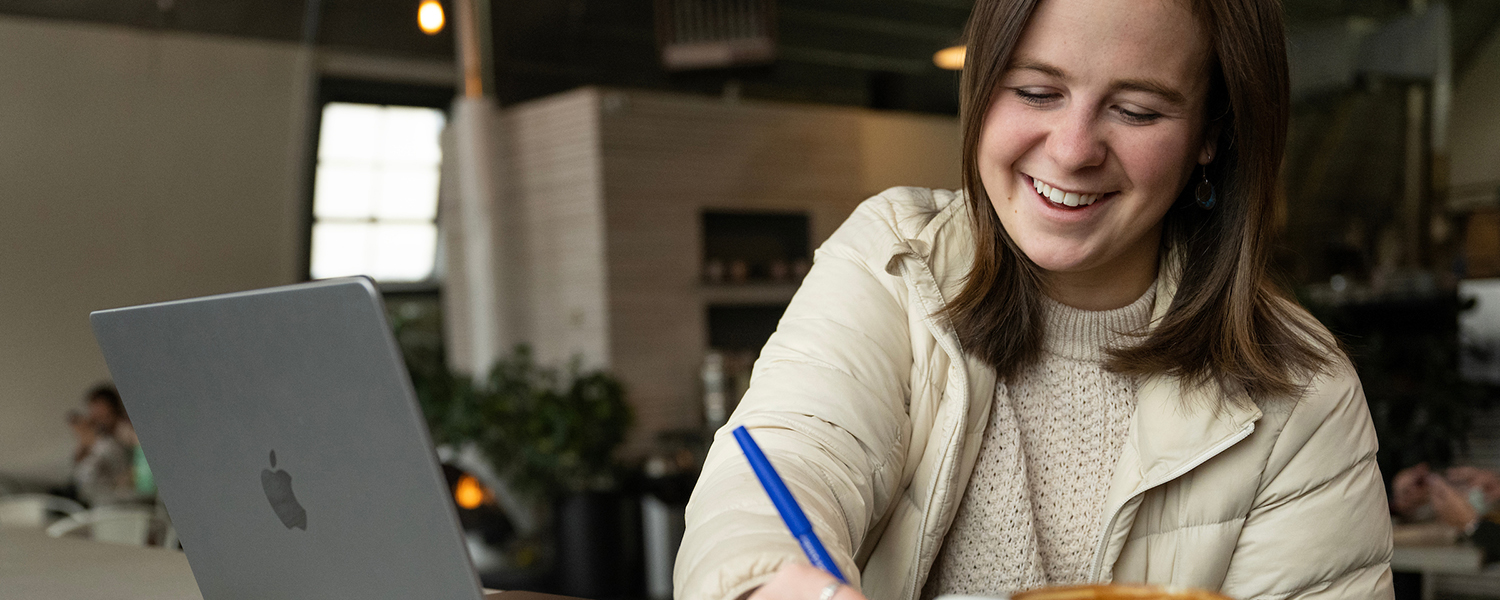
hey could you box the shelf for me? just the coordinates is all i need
[700,283,800,305]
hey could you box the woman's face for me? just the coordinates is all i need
[979,0,1215,298]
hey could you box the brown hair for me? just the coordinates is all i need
[86,383,126,419]
[947,0,1336,401]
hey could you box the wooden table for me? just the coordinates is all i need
[0,526,202,599]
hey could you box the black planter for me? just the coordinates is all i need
[554,491,642,599]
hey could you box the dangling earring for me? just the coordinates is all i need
[1194,166,1217,210]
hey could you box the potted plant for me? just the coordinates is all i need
[470,347,632,497]
[406,341,636,597]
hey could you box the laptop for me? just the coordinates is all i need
[91,277,550,600]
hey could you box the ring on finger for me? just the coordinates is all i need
[817,581,843,600]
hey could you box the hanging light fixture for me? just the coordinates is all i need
[655,0,777,71]
[418,0,446,35]
[933,44,966,70]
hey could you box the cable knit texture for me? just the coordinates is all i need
[923,283,1156,598]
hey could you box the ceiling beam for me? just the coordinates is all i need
[780,5,961,43]
[778,45,934,74]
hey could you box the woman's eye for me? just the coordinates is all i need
[1014,89,1060,105]
[1116,106,1162,124]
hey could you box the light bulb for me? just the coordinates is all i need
[933,45,966,71]
[418,0,445,35]
[454,474,487,509]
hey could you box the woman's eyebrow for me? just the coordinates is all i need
[1008,59,1190,107]
[1113,79,1188,107]
[1009,60,1065,79]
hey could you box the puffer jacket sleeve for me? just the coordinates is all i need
[1219,362,1394,600]
[674,195,917,600]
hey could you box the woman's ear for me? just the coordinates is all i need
[1199,121,1223,165]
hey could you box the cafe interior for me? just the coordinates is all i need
[1,0,1499,598]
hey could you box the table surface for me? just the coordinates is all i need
[0,526,540,600]
[1391,541,1500,600]
[1391,543,1486,574]
[0,526,202,599]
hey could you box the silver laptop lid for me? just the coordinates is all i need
[91,277,484,600]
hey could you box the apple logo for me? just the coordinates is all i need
[260,450,307,531]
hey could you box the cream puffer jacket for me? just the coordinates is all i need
[675,187,1393,600]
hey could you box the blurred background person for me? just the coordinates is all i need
[66,384,138,506]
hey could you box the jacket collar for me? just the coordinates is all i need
[884,190,976,303]
[1102,253,1262,529]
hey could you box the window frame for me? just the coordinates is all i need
[299,77,456,293]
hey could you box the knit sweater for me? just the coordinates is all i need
[922,284,1156,598]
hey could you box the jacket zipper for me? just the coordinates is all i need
[1086,421,1257,583]
[896,256,978,600]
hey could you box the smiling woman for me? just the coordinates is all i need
[675,1,1393,600]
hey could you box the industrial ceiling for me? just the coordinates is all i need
[1,0,1497,114]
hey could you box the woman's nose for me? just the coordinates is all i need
[1046,107,1107,171]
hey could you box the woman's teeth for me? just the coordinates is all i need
[1032,178,1101,207]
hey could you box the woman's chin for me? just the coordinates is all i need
[1018,248,1099,276]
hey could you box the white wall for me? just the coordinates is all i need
[0,16,313,483]
[506,89,612,371]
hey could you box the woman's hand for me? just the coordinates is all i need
[747,565,866,600]
[1426,474,1479,531]
[1391,463,1430,518]
[1445,466,1500,505]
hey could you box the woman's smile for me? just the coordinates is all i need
[1023,173,1118,215]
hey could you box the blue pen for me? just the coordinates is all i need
[732,425,848,583]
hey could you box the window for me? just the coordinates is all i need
[308,101,446,283]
